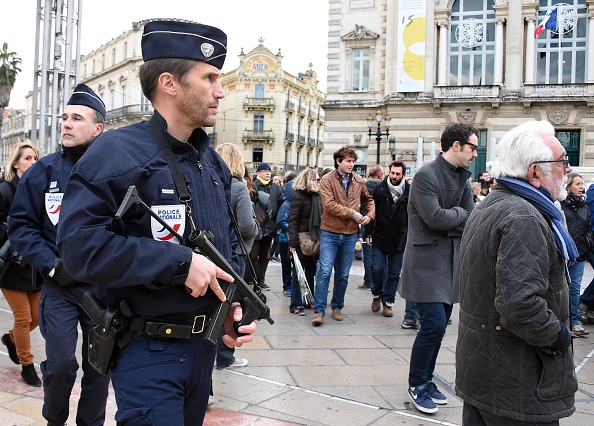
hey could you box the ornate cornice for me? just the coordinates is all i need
[341,25,380,41]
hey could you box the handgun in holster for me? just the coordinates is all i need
[79,291,133,375]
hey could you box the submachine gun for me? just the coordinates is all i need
[114,185,274,345]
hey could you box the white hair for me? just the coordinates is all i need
[491,120,556,179]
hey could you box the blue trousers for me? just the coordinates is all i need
[370,247,403,305]
[362,238,373,287]
[111,332,216,425]
[39,282,110,426]
[313,231,358,314]
[409,302,453,387]
[582,248,594,308]
[567,260,584,326]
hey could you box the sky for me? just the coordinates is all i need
[1,0,329,109]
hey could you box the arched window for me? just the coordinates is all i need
[535,0,587,84]
[449,0,496,86]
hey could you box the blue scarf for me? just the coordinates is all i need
[497,176,578,265]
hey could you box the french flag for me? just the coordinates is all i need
[534,6,559,38]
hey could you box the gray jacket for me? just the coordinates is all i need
[399,154,473,304]
[231,175,259,255]
[456,187,576,422]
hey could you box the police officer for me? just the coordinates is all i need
[8,84,109,425]
[56,20,256,425]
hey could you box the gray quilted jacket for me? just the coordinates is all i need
[456,187,577,422]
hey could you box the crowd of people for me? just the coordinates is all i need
[0,18,591,426]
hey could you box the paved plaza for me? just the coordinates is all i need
[0,259,593,425]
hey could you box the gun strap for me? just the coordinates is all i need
[147,115,192,203]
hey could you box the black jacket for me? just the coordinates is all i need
[252,179,284,237]
[365,179,409,254]
[561,197,592,260]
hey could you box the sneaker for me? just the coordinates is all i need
[426,381,448,404]
[408,384,438,414]
[578,302,589,324]
[312,312,324,326]
[292,307,305,316]
[283,289,291,297]
[259,283,271,291]
[226,358,248,369]
[332,309,344,321]
[371,297,381,312]
[358,282,371,290]
[382,303,393,317]
[572,324,589,337]
[21,364,41,387]
[1,333,20,365]
[401,318,420,330]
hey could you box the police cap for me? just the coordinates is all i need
[67,84,106,118]
[141,20,227,70]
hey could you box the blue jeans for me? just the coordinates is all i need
[409,302,453,387]
[404,299,419,320]
[568,260,585,326]
[313,231,358,315]
[370,247,402,305]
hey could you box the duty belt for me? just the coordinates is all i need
[129,314,208,339]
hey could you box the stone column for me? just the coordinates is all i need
[525,17,536,84]
[437,21,448,85]
[588,12,594,83]
[494,18,505,85]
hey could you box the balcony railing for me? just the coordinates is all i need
[433,85,500,99]
[242,129,274,143]
[243,97,275,111]
[307,137,316,147]
[285,132,294,143]
[105,104,153,121]
[297,135,306,145]
[284,101,295,112]
[523,84,590,98]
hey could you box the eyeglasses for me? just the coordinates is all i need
[532,156,570,168]
[464,141,478,153]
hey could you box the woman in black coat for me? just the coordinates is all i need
[288,169,321,316]
[561,172,591,337]
[0,142,42,386]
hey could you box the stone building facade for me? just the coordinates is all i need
[324,0,594,178]
[219,40,325,174]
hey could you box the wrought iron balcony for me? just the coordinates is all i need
[284,101,295,112]
[242,129,274,143]
[285,132,294,144]
[243,97,275,111]
[296,135,306,146]
[105,104,154,121]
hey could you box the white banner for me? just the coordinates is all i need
[396,0,427,92]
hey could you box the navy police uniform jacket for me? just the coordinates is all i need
[8,148,84,291]
[56,112,238,317]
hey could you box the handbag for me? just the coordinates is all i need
[298,231,320,256]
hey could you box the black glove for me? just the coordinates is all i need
[52,258,77,287]
[548,324,571,353]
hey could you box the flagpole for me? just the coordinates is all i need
[558,4,563,84]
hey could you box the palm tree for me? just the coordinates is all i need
[0,42,22,144]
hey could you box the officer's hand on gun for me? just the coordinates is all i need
[50,258,77,286]
[185,251,233,300]
[221,302,257,349]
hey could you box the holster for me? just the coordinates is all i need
[80,292,132,375]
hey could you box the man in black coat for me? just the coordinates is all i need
[365,161,411,318]
[251,163,285,290]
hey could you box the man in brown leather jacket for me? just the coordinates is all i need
[311,147,375,326]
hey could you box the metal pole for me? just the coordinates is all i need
[376,122,381,164]
[31,0,43,147]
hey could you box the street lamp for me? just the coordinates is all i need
[367,109,391,164]
[389,137,396,161]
